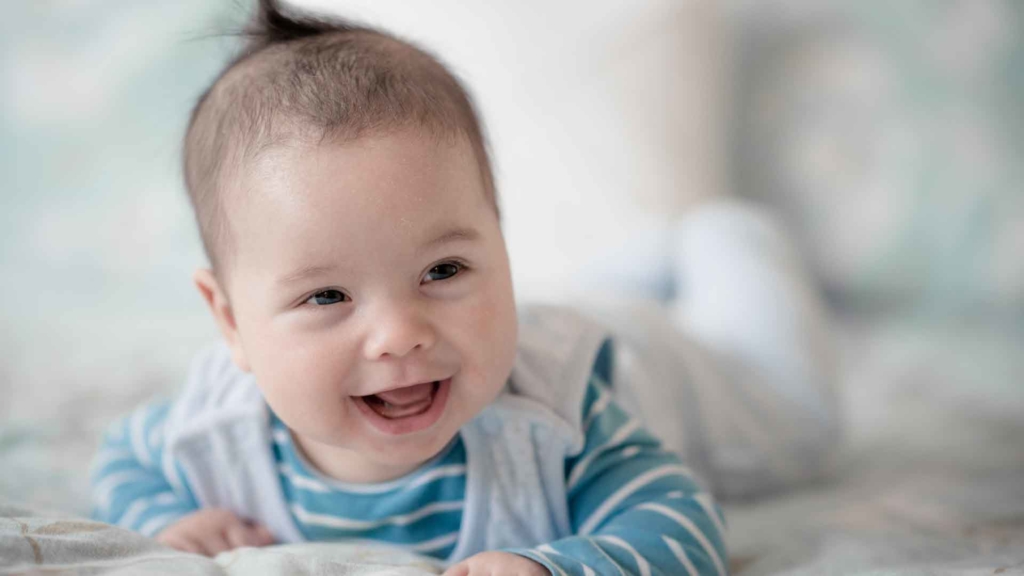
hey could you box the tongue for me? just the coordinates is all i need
[374,382,435,406]
[364,382,437,419]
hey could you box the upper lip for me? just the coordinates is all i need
[356,376,450,398]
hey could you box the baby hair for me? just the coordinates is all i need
[182,0,497,273]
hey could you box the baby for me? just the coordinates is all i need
[91,1,839,574]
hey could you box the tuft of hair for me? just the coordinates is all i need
[183,0,497,273]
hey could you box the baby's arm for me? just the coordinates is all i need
[510,378,727,575]
[90,401,273,555]
[91,401,200,535]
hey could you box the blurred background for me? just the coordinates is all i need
[1,0,1022,539]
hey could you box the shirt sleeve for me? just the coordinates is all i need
[509,341,728,575]
[89,400,199,537]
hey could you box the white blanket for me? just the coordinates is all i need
[0,504,442,575]
[724,316,1024,574]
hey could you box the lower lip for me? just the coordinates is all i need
[352,378,451,436]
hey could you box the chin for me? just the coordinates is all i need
[372,427,457,464]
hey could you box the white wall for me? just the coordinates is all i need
[301,0,728,302]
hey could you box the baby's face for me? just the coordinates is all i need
[206,128,517,482]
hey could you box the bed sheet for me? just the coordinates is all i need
[726,315,1024,574]
[2,315,1022,574]
[0,503,442,575]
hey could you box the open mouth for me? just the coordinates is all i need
[362,381,439,419]
[352,378,451,435]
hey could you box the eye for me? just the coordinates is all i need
[423,261,463,283]
[305,289,349,306]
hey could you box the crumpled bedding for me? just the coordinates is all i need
[724,316,1024,574]
[2,315,1022,574]
[0,503,442,575]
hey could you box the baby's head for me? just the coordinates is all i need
[185,0,518,482]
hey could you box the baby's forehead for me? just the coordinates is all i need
[236,126,477,196]
[226,128,488,239]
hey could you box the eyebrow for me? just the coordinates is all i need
[276,264,337,287]
[276,227,481,287]
[421,226,481,251]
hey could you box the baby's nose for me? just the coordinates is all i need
[361,302,437,360]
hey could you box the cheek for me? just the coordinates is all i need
[453,277,518,388]
[244,322,360,412]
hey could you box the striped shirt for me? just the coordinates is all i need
[91,349,727,574]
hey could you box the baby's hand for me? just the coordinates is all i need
[156,508,275,556]
[443,551,549,576]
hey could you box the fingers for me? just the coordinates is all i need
[159,530,224,557]
[442,552,548,576]
[441,563,469,576]
[157,533,204,555]
[252,524,276,546]
[225,519,275,549]
[155,509,275,558]
[201,529,233,556]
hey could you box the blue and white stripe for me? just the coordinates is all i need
[271,414,467,560]
[511,370,727,575]
[90,355,726,574]
[90,400,199,537]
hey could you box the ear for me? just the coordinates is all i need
[193,268,251,372]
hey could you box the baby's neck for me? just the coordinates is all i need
[291,431,436,485]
